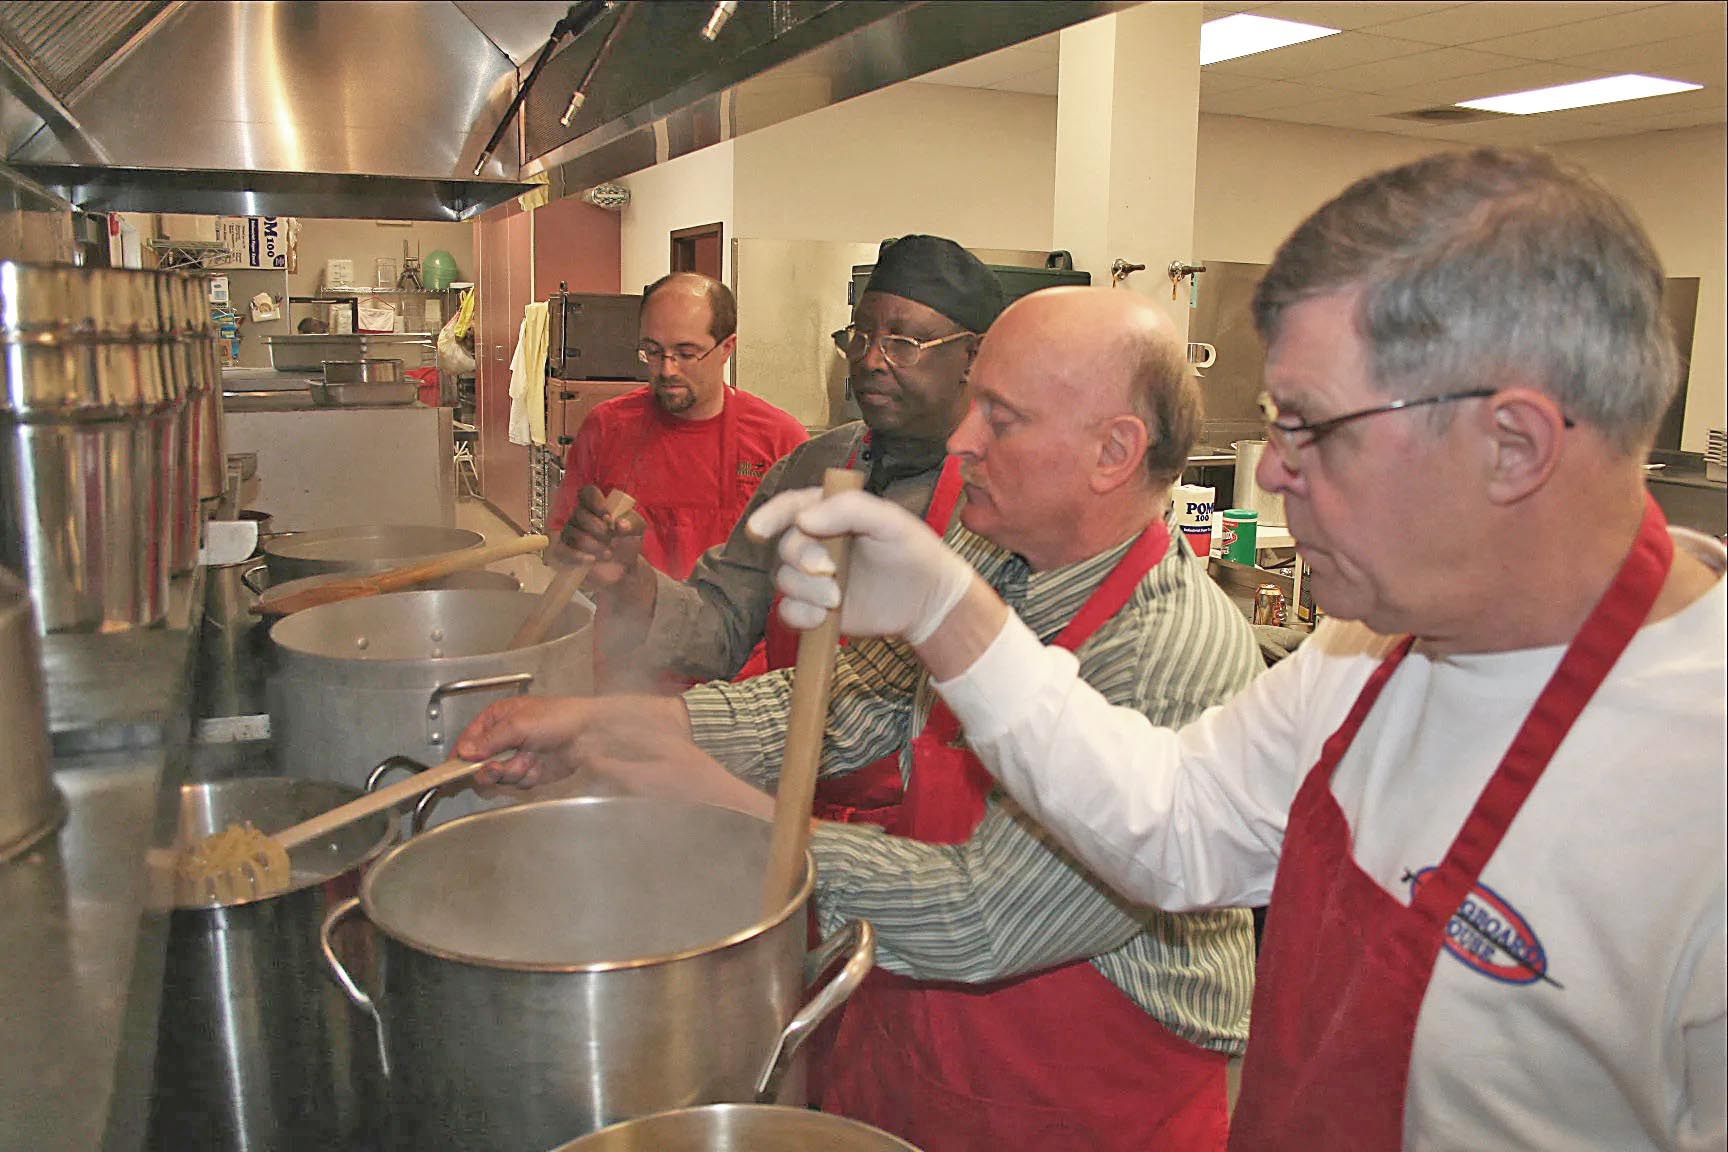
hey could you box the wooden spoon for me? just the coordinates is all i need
[253,535,549,616]
[508,490,636,649]
[761,467,867,914]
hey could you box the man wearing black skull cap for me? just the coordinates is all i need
[566,235,1002,817]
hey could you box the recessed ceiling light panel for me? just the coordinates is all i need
[1200,13,1340,67]
[1458,74,1702,116]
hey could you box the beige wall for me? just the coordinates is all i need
[614,84,1724,446]
[1194,115,1445,262]
[1554,126,1727,452]
[1192,115,1727,450]
[733,82,1057,250]
[618,140,735,295]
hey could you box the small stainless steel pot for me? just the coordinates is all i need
[322,797,876,1152]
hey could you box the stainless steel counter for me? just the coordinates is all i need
[1,571,203,1152]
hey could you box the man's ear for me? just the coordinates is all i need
[1480,387,1566,505]
[1092,414,1151,494]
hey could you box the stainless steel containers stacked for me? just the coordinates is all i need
[179,274,227,508]
[0,565,63,860]
[0,263,194,631]
[159,272,222,570]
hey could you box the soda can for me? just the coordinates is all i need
[1253,584,1287,627]
[1221,508,1259,565]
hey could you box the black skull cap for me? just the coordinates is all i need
[862,235,1005,335]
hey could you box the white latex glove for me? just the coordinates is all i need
[746,488,973,643]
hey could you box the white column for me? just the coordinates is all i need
[1053,3,1204,338]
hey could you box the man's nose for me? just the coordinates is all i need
[1256,440,1300,496]
[948,402,985,459]
[857,334,892,373]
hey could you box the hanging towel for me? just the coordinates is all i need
[507,301,550,445]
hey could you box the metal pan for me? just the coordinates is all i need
[259,525,483,585]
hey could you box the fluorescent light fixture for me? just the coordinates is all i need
[1458,74,1701,115]
[1201,13,1340,66]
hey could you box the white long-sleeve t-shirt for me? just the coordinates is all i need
[936,529,1727,1151]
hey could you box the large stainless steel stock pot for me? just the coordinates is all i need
[322,797,876,1152]
[266,588,592,821]
[548,1104,924,1151]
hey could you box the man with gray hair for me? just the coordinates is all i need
[749,149,1726,1150]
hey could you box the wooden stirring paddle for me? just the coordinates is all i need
[173,754,502,905]
[761,468,867,915]
[254,535,550,616]
[508,489,636,649]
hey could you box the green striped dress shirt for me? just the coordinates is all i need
[683,520,1262,1054]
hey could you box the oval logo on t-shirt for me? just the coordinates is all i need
[1406,867,1558,988]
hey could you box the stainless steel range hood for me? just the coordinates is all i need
[0,0,1127,221]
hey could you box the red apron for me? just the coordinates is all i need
[820,521,1234,1152]
[1229,496,1674,1151]
[765,448,965,827]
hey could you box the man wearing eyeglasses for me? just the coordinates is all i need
[545,272,807,585]
[749,149,1727,1151]
[563,236,1000,712]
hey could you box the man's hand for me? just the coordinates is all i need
[747,488,974,643]
[457,693,695,790]
[456,695,594,789]
[552,485,645,586]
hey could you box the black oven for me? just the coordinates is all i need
[547,289,649,381]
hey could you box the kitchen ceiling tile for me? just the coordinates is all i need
[1200,70,1266,96]
[1261,92,1427,121]
[1203,1,1267,15]
[1387,60,1606,104]
[1239,2,1476,32]
[1366,2,1665,47]
[1204,30,1433,80]
[1562,38,1728,89]
[1586,106,1728,130]
[1201,79,1353,115]
[1573,84,1725,120]
[1307,45,1528,92]
[1470,2,1727,61]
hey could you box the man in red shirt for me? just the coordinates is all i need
[546,273,807,582]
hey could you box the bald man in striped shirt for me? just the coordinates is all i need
[460,287,1261,1150]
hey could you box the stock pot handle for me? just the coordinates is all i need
[424,672,534,745]
[321,896,391,1077]
[753,918,876,1103]
[366,756,439,837]
[239,562,269,595]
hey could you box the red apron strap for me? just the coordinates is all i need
[902,519,1174,843]
[923,455,965,535]
[1411,495,1673,924]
